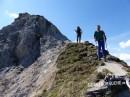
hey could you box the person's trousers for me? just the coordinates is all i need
[77,35,81,43]
[98,40,105,59]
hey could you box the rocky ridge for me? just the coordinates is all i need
[0,13,68,68]
[0,13,68,97]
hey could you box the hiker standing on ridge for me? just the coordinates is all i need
[94,25,107,61]
[75,26,82,43]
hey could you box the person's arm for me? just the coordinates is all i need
[81,29,83,34]
[103,31,107,41]
[74,29,77,34]
[94,31,97,42]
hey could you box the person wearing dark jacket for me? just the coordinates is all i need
[94,25,107,61]
[75,26,82,43]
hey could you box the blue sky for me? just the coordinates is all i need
[0,0,130,64]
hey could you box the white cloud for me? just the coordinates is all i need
[119,53,130,61]
[5,10,18,18]
[119,40,130,48]
[113,53,130,61]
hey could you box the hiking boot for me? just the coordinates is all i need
[103,58,106,62]
[98,58,101,61]
[103,56,107,62]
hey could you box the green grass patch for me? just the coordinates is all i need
[41,43,99,97]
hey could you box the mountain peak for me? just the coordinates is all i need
[0,13,68,68]
[15,12,41,21]
[18,12,30,18]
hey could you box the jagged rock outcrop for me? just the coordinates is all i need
[0,13,68,68]
[0,46,64,97]
[0,13,69,97]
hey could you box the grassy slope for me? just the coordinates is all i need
[41,43,99,97]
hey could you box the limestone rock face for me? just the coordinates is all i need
[0,13,68,68]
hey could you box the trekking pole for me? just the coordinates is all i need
[95,41,99,59]
[105,40,108,50]
[94,40,97,50]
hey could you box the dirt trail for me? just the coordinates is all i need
[98,61,127,76]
